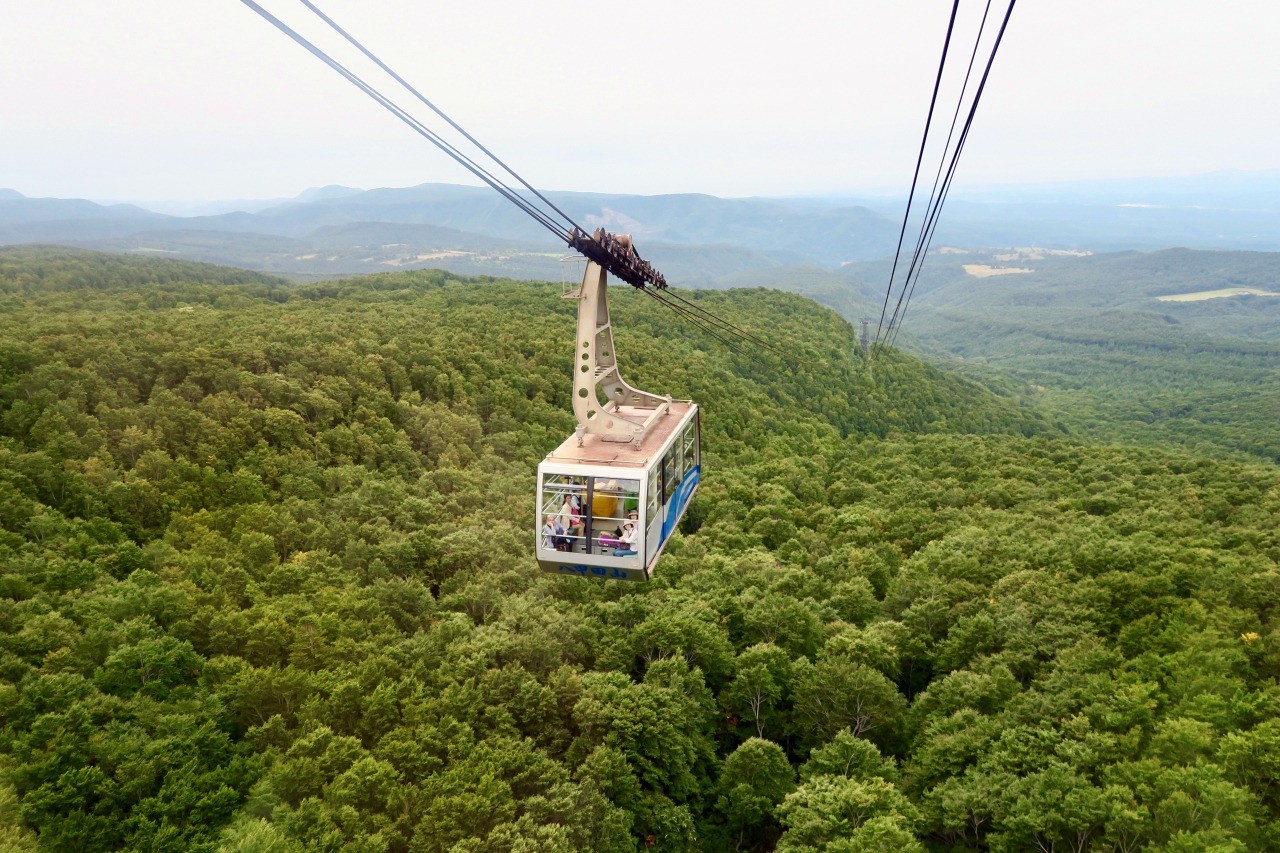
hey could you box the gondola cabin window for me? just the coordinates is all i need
[646,467,660,530]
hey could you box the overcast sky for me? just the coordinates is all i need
[3,0,1278,202]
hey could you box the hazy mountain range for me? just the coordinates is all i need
[3,170,1278,283]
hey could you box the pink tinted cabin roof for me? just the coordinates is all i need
[543,401,695,469]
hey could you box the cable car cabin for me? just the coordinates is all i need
[535,252,700,582]
[537,402,699,581]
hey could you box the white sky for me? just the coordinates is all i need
[3,0,1278,202]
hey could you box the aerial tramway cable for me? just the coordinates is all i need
[237,0,573,242]
[642,290,775,370]
[655,288,807,364]
[886,0,994,341]
[291,0,587,239]
[237,0,821,367]
[874,0,1017,354]
[875,0,962,349]
[886,0,1017,350]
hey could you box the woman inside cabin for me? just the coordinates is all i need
[559,494,583,550]
[542,515,560,550]
[613,521,639,557]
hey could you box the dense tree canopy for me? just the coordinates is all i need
[891,248,1280,465]
[1,248,1277,850]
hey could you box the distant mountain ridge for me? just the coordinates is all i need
[0,183,899,282]
[3,171,1280,281]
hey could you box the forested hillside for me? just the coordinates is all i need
[2,249,1279,851]
[892,249,1280,465]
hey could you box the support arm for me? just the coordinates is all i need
[570,261,671,444]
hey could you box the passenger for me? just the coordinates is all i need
[613,509,639,538]
[600,510,638,549]
[613,521,639,557]
[542,516,562,551]
[560,494,584,545]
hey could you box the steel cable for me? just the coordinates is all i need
[237,0,571,241]
[874,0,962,348]
[641,289,775,370]
[886,0,994,337]
[241,0,833,368]
[657,288,815,366]
[888,0,1017,349]
[293,0,587,237]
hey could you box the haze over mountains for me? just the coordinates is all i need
[3,170,1278,283]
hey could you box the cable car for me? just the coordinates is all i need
[536,254,700,581]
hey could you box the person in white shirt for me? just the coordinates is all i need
[613,521,639,557]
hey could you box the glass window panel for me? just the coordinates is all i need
[681,423,696,471]
[664,449,682,494]
[590,476,642,555]
[541,474,587,552]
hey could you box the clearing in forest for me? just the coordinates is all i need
[962,263,1034,277]
[1156,286,1280,302]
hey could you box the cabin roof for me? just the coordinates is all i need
[543,401,695,469]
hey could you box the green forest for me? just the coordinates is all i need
[886,249,1280,466]
[2,247,1279,851]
